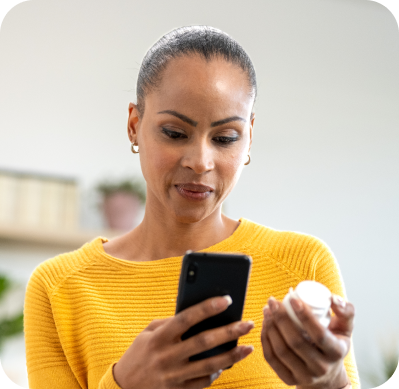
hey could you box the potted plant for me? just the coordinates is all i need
[0,274,24,354]
[96,177,146,231]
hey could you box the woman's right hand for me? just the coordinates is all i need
[113,295,254,389]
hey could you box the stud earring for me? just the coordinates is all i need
[131,143,139,154]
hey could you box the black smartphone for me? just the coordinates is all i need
[175,251,252,362]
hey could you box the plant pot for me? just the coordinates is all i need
[102,191,141,231]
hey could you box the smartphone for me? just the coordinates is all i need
[175,251,252,362]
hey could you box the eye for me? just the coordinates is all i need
[161,128,187,139]
[213,136,239,145]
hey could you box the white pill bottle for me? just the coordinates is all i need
[282,280,332,329]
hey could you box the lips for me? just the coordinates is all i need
[175,183,214,201]
[176,183,214,192]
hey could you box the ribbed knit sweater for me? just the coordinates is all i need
[24,218,359,389]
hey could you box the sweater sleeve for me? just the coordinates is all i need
[98,362,123,389]
[312,238,360,389]
[24,268,81,388]
[24,267,125,389]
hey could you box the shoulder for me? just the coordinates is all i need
[26,237,105,298]
[239,218,335,279]
[239,217,331,254]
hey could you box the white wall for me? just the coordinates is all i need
[1,0,399,387]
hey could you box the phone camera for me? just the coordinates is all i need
[186,262,198,283]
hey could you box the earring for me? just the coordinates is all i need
[131,143,139,154]
[244,154,251,165]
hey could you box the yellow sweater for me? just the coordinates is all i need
[24,218,359,389]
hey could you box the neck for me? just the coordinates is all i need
[121,203,239,262]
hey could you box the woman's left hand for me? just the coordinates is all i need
[261,294,354,389]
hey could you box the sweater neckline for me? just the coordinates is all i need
[92,217,252,269]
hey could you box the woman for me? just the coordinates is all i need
[24,26,359,389]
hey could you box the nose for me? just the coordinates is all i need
[181,138,215,174]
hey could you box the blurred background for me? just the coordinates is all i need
[0,0,398,387]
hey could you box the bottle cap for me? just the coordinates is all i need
[282,281,332,329]
[296,280,331,309]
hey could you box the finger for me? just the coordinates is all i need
[160,296,232,342]
[290,297,349,361]
[183,370,222,389]
[177,320,254,359]
[261,306,296,386]
[264,304,313,383]
[145,318,171,331]
[268,297,329,377]
[210,369,223,385]
[329,295,355,336]
[179,345,253,381]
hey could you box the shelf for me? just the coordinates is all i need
[0,223,121,249]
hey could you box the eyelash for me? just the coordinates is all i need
[161,128,238,144]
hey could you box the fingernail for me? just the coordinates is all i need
[268,296,278,313]
[236,320,254,334]
[290,297,303,313]
[241,345,254,357]
[263,305,271,319]
[332,294,346,309]
[214,295,232,310]
[210,369,223,383]
[223,295,233,306]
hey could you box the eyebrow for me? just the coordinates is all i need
[157,110,198,127]
[157,110,246,127]
[210,116,246,127]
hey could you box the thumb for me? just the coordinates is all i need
[329,294,355,336]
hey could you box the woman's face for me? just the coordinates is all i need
[128,55,255,224]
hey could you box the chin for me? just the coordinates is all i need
[171,205,213,224]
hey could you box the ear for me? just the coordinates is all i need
[248,112,255,153]
[127,102,140,144]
